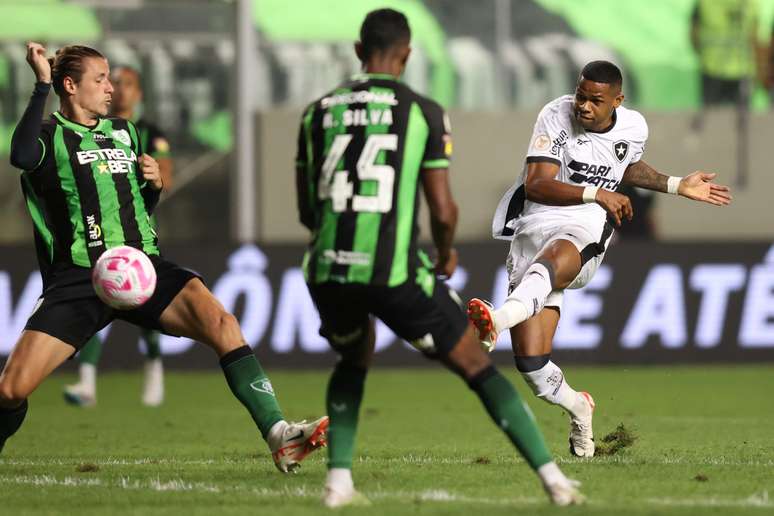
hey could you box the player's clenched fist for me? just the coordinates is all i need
[435,247,458,279]
[595,189,633,226]
[26,42,51,84]
[139,154,163,191]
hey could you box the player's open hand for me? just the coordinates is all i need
[26,42,51,83]
[139,154,163,191]
[435,247,458,279]
[678,172,732,206]
[595,189,633,226]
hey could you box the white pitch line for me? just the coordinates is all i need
[647,491,772,509]
[0,474,220,493]
[1,475,772,510]
[0,475,103,488]
[2,454,774,468]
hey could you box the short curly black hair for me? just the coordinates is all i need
[359,8,411,61]
[581,60,623,88]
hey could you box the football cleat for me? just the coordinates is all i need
[569,392,595,457]
[544,477,585,506]
[141,358,164,407]
[467,298,498,353]
[271,416,329,473]
[323,486,371,508]
[63,383,96,408]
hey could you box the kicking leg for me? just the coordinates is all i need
[468,239,581,347]
[0,331,75,453]
[512,309,595,457]
[159,278,327,472]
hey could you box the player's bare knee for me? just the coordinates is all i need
[538,241,581,289]
[211,311,241,347]
[0,377,30,405]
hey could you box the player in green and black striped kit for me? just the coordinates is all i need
[0,43,328,472]
[65,65,173,408]
[297,9,583,507]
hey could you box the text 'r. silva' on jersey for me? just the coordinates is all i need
[492,94,648,240]
[297,73,452,288]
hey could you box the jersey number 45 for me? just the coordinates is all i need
[318,134,397,213]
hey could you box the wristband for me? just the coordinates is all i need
[667,176,682,195]
[582,186,599,204]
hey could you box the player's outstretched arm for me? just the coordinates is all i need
[621,160,732,206]
[676,171,732,206]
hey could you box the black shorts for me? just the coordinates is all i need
[307,278,469,357]
[25,256,200,351]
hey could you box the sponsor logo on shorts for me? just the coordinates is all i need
[410,333,436,353]
[331,327,364,346]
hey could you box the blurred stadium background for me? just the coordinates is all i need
[1,0,774,368]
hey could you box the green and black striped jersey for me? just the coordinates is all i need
[20,112,159,278]
[297,73,452,287]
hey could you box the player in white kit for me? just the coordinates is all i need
[467,61,732,457]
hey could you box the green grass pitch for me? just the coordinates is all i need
[1,365,773,515]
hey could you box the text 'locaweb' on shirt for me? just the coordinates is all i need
[296,73,453,289]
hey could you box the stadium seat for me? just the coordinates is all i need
[448,37,498,109]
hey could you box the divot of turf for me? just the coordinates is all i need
[75,463,100,473]
[473,456,491,465]
[595,423,637,456]
[694,474,709,482]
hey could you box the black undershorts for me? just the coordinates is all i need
[24,255,200,351]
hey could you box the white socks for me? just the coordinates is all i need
[493,262,553,332]
[520,361,584,417]
[79,363,96,393]
[537,461,570,487]
[326,468,354,493]
[142,358,164,407]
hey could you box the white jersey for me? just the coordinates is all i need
[492,95,648,240]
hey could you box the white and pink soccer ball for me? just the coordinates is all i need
[92,245,157,310]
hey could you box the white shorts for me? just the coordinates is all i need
[505,215,614,310]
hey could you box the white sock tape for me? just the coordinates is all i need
[582,186,599,203]
[667,176,682,195]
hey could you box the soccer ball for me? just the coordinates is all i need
[92,246,157,310]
